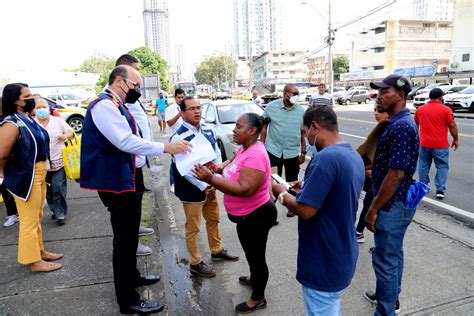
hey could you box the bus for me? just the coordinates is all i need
[176,81,196,97]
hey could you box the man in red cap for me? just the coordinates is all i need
[414,88,459,200]
[364,74,419,315]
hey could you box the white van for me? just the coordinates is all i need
[47,92,82,107]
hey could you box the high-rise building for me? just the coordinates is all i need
[233,0,282,60]
[174,44,185,81]
[413,0,454,21]
[143,0,170,62]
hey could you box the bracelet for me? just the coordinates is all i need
[300,151,307,156]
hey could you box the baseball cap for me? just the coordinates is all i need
[370,74,412,94]
[429,88,443,99]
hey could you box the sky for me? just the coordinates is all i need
[0,0,415,77]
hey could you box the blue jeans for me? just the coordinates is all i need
[46,168,68,218]
[372,201,416,316]
[302,285,346,316]
[418,147,449,193]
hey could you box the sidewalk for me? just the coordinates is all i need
[149,122,474,315]
[0,176,167,314]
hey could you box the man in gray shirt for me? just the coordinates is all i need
[310,83,333,109]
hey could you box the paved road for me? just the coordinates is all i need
[332,103,474,215]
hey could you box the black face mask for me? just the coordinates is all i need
[125,88,141,104]
[22,98,36,113]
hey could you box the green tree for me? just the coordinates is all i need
[332,56,350,81]
[194,55,237,87]
[77,54,115,73]
[128,47,169,91]
[94,47,169,93]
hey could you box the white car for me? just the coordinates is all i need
[47,93,82,107]
[200,100,264,161]
[42,97,86,133]
[443,86,474,112]
[413,85,469,108]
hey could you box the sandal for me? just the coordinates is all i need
[41,250,64,261]
[30,260,62,272]
[235,299,267,314]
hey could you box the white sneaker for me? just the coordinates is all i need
[137,242,153,256]
[170,184,175,193]
[3,215,19,227]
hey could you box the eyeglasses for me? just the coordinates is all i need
[287,91,299,96]
[185,106,201,112]
[121,77,140,89]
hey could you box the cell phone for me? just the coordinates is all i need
[271,173,291,191]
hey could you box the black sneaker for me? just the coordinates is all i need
[235,299,267,314]
[368,247,374,254]
[190,261,216,278]
[238,276,252,287]
[211,249,239,262]
[286,211,296,217]
[120,298,164,314]
[51,214,57,220]
[436,190,445,200]
[364,291,400,314]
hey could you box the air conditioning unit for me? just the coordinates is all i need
[450,62,459,68]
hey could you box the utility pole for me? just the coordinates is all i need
[248,42,254,87]
[327,0,334,95]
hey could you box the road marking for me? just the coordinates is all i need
[338,130,472,219]
[422,197,474,221]
[340,132,368,140]
[338,116,474,138]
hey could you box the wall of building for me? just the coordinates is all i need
[253,50,307,83]
[449,0,474,73]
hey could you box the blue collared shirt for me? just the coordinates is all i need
[372,108,419,209]
[263,99,305,159]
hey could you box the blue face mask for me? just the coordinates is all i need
[35,108,50,120]
[305,124,318,155]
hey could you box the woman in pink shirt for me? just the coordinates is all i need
[34,98,73,225]
[194,113,277,314]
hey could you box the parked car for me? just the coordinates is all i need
[47,92,82,107]
[413,85,469,108]
[337,90,371,105]
[443,86,474,112]
[415,82,450,96]
[407,86,425,100]
[42,97,85,133]
[200,100,264,161]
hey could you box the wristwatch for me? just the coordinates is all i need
[278,191,289,205]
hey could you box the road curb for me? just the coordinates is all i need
[421,197,474,227]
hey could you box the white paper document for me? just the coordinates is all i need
[174,133,217,176]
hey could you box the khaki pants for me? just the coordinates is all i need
[14,161,47,264]
[182,195,222,265]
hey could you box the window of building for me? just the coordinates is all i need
[462,53,470,62]
[374,27,385,34]
[273,53,279,57]
[273,62,279,66]
[374,66,384,70]
[274,71,279,74]
[290,53,296,57]
[374,47,385,53]
[290,71,295,74]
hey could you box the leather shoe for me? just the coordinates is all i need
[120,298,164,314]
[136,275,160,287]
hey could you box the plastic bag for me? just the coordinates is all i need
[405,181,430,208]
[62,132,81,180]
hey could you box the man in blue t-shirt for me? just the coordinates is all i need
[154,92,167,133]
[273,107,365,315]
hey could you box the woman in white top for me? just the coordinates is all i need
[34,98,73,225]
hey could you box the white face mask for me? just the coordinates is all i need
[289,95,299,105]
[305,124,317,151]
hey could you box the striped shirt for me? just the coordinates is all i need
[263,99,305,159]
[310,93,333,108]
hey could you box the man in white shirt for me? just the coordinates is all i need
[115,54,155,256]
[165,88,185,135]
[310,83,333,109]
[81,65,191,314]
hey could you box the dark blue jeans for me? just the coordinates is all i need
[46,168,68,218]
[372,201,416,316]
[418,147,449,193]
